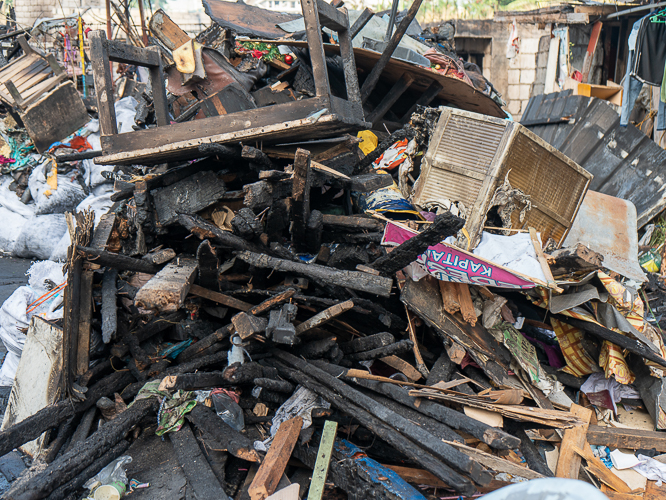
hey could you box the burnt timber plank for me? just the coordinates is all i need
[134,257,198,312]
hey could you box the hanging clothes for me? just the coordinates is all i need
[632,14,666,86]
[620,14,666,130]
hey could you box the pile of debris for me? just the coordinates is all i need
[2,1,666,500]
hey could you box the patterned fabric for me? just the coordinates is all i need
[133,380,197,436]
[550,317,599,377]
[599,340,635,384]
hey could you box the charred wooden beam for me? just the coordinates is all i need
[370,213,464,275]
[0,370,134,459]
[272,358,478,495]
[359,0,424,103]
[291,148,312,248]
[186,404,261,462]
[169,421,229,497]
[77,246,159,274]
[177,288,297,362]
[273,351,489,486]
[322,214,385,232]
[324,363,520,450]
[340,332,395,354]
[505,421,554,477]
[236,251,393,297]
[242,145,274,170]
[45,440,130,500]
[345,339,413,361]
[179,214,269,254]
[134,257,198,313]
[7,399,154,500]
[254,378,295,393]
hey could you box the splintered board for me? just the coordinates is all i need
[1,317,63,457]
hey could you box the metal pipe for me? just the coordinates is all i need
[605,1,666,19]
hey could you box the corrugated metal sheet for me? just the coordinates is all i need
[413,108,592,248]
[521,91,666,227]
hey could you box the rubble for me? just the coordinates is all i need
[2,1,666,500]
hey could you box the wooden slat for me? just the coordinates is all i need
[573,444,631,493]
[555,403,592,478]
[587,425,666,452]
[306,421,338,500]
[188,283,253,312]
[20,73,68,108]
[134,257,198,312]
[249,416,303,500]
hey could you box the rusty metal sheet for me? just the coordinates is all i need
[522,92,666,229]
[563,190,647,282]
[202,0,299,39]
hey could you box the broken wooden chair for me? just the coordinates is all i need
[89,0,369,166]
[0,35,89,152]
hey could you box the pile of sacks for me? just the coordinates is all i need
[0,261,65,386]
[0,97,139,261]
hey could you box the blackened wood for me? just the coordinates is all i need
[169,421,229,497]
[152,171,226,226]
[366,73,415,126]
[236,251,393,297]
[0,370,134,458]
[242,145,274,169]
[134,311,185,343]
[89,31,117,137]
[224,362,272,384]
[348,173,394,192]
[77,246,159,274]
[297,337,337,359]
[254,378,295,393]
[319,362,519,450]
[322,214,384,232]
[41,416,75,463]
[306,209,323,253]
[560,316,666,368]
[426,351,456,385]
[362,390,462,443]
[189,283,253,311]
[291,148,312,248]
[346,339,413,361]
[399,80,443,124]
[65,407,96,453]
[349,7,374,39]
[101,268,118,343]
[7,398,154,500]
[178,214,267,254]
[54,150,103,162]
[272,359,478,495]
[76,270,93,376]
[198,143,243,158]
[340,332,395,354]
[45,440,130,500]
[273,352,488,485]
[370,213,464,275]
[505,421,554,477]
[359,0,424,103]
[177,288,297,362]
[186,404,261,462]
[161,371,227,390]
[63,254,82,395]
[232,312,268,340]
[143,248,176,265]
[196,239,220,291]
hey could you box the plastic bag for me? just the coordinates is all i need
[13,214,67,260]
[28,160,87,215]
[83,455,133,491]
[0,206,27,254]
[212,390,244,431]
[0,176,35,218]
[0,351,19,386]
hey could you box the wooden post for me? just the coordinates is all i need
[291,148,312,248]
[366,73,415,127]
[248,416,303,500]
[137,0,149,46]
[307,421,338,500]
[359,0,424,103]
[581,21,602,83]
[76,270,93,376]
[555,403,592,478]
[89,32,117,140]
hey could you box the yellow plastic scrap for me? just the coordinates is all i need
[45,160,57,197]
[357,130,378,156]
